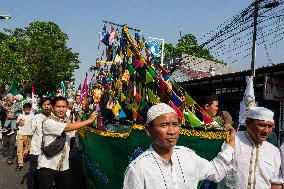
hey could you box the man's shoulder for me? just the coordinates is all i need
[34,113,45,119]
[43,118,58,127]
[262,141,279,153]
[128,148,153,167]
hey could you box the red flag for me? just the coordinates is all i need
[31,86,37,110]
[169,101,184,120]
[136,112,144,123]
[135,92,142,102]
[159,64,169,77]
[197,105,214,124]
[31,86,35,94]
[202,114,214,124]
[159,79,168,91]
[134,57,143,69]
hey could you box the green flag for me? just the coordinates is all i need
[146,71,154,84]
[8,81,21,95]
[128,64,135,75]
[172,80,182,91]
[187,110,202,127]
[185,92,196,106]
[147,66,157,78]
[148,89,159,104]
[139,99,148,109]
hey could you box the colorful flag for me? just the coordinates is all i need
[135,92,142,102]
[159,79,168,91]
[146,71,154,84]
[118,109,127,119]
[186,110,202,127]
[169,101,184,120]
[185,92,196,106]
[8,81,21,95]
[134,58,143,69]
[148,89,160,104]
[172,80,182,91]
[120,92,126,101]
[128,64,135,75]
[126,47,132,57]
[139,99,148,109]
[171,93,183,107]
[80,73,88,104]
[112,102,121,116]
[136,112,144,123]
[60,81,66,97]
[147,66,157,78]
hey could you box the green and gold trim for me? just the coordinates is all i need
[78,125,229,140]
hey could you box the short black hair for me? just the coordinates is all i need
[202,95,218,107]
[51,96,68,107]
[38,97,52,107]
[23,103,32,109]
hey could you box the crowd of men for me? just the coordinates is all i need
[0,92,93,189]
[0,91,284,189]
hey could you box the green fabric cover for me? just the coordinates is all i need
[79,127,225,189]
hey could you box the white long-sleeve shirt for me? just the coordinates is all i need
[30,113,46,155]
[217,131,284,189]
[123,144,234,189]
[16,113,34,135]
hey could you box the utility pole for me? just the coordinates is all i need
[251,0,259,77]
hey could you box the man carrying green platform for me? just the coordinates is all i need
[217,107,284,189]
[123,103,236,189]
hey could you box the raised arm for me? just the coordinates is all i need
[198,124,235,182]
[64,111,98,132]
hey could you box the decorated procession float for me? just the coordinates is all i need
[77,22,230,189]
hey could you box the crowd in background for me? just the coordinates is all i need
[0,92,94,189]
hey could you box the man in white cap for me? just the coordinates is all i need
[217,107,283,189]
[123,103,236,189]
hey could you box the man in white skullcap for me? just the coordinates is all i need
[123,103,236,189]
[217,107,284,189]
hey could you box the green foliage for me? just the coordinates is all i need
[164,34,223,64]
[0,21,80,95]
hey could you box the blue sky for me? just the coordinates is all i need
[1,0,283,85]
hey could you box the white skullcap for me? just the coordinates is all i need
[6,93,13,97]
[247,107,274,122]
[147,103,176,124]
[14,94,23,101]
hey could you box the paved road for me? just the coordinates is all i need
[0,147,87,189]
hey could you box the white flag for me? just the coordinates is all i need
[239,76,256,125]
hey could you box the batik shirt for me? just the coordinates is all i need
[217,131,284,189]
[38,116,72,171]
[123,145,234,189]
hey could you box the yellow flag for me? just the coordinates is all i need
[112,102,121,116]
[121,92,126,101]
[127,47,132,57]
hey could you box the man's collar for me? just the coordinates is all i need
[244,131,262,147]
[149,145,175,166]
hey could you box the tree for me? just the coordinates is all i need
[164,33,223,64]
[0,21,80,95]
